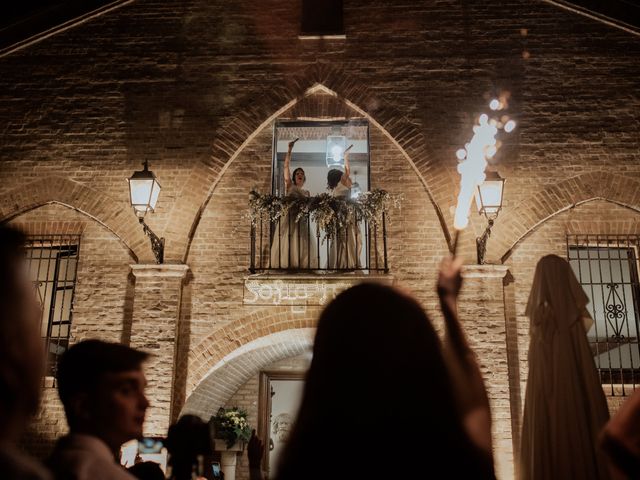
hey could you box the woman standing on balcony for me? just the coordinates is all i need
[327,145,361,270]
[270,139,317,269]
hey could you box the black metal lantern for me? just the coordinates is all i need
[475,170,506,265]
[128,161,164,263]
[128,161,162,217]
[474,170,505,219]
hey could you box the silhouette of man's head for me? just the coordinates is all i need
[165,414,212,479]
[57,340,150,452]
[0,226,43,441]
[128,461,165,480]
[327,169,343,189]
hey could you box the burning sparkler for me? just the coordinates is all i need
[452,98,515,255]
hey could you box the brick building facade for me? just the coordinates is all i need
[1,1,639,479]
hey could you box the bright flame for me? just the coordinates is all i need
[454,94,516,230]
[453,116,499,230]
[504,120,516,133]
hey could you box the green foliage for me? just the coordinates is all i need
[210,407,252,449]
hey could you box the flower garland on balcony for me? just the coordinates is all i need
[248,189,400,239]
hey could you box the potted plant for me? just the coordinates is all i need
[210,407,252,449]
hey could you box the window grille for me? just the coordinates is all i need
[567,235,640,396]
[25,236,80,379]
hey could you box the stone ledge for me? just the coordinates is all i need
[462,264,509,279]
[130,263,190,278]
[243,272,394,306]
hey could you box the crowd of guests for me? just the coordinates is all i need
[2,222,640,479]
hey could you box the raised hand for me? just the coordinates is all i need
[437,255,492,457]
[288,138,299,150]
[248,429,264,468]
[437,256,464,300]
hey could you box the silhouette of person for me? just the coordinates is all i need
[601,387,640,478]
[165,414,213,480]
[326,145,361,270]
[0,225,52,479]
[47,340,150,480]
[270,138,317,269]
[274,257,495,479]
[128,461,165,480]
[520,254,611,480]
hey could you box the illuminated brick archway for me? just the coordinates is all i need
[163,65,456,262]
[0,176,149,261]
[487,172,640,262]
[181,327,314,419]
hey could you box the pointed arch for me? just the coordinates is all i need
[487,172,640,262]
[0,176,151,262]
[161,63,456,261]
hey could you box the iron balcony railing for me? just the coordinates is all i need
[250,211,388,273]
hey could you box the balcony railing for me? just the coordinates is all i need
[250,211,388,273]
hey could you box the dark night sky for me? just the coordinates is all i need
[1,0,639,50]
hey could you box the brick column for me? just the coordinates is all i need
[459,265,513,480]
[130,264,189,437]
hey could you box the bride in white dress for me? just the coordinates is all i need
[327,145,362,270]
[270,139,317,269]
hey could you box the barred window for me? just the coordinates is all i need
[568,235,640,395]
[26,236,80,379]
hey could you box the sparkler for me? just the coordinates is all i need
[452,98,515,255]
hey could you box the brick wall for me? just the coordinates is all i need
[9,203,135,457]
[506,200,640,460]
[0,0,639,476]
[1,0,638,262]
[184,102,448,361]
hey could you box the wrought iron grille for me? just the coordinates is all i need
[25,236,81,379]
[567,235,640,396]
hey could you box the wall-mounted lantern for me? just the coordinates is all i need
[128,161,164,263]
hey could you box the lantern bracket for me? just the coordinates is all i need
[139,217,164,264]
[476,218,494,265]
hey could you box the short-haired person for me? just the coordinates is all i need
[47,340,150,480]
[0,225,52,479]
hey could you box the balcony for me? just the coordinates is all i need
[249,191,391,274]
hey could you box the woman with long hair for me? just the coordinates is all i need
[270,138,317,269]
[274,257,495,479]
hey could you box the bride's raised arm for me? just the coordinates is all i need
[283,138,298,192]
[340,144,353,187]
